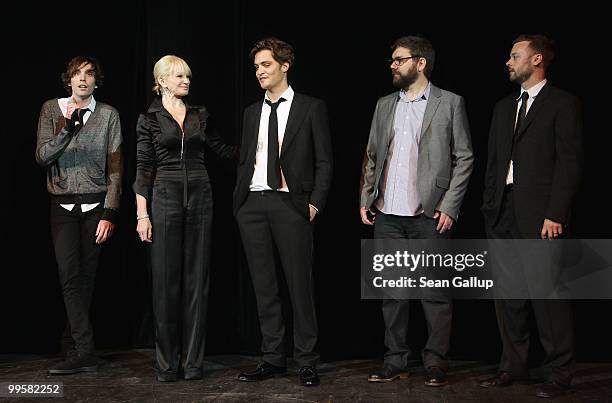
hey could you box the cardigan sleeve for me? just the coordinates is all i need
[35,101,73,167]
[101,108,124,222]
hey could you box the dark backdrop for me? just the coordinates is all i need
[3,1,611,365]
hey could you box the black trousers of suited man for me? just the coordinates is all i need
[486,186,574,386]
[236,190,319,368]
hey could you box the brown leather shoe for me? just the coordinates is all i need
[535,381,571,398]
[479,371,513,388]
[424,366,448,387]
[368,365,410,382]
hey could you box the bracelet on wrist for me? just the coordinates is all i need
[137,214,149,220]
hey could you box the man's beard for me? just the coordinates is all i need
[509,67,533,84]
[392,67,418,89]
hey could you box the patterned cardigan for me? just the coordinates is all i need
[35,98,123,222]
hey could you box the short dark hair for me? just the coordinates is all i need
[61,56,104,92]
[249,37,295,70]
[391,36,435,78]
[513,34,555,69]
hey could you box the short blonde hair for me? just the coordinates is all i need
[152,55,192,94]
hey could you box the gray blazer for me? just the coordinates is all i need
[360,84,473,220]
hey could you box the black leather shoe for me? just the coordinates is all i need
[535,381,571,398]
[368,365,410,382]
[479,371,514,388]
[424,366,448,387]
[238,362,286,382]
[299,366,320,387]
[48,353,98,375]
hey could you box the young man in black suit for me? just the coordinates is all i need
[234,37,333,387]
[480,34,583,398]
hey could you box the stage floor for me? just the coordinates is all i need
[1,350,611,402]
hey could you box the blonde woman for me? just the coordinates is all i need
[133,55,235,382]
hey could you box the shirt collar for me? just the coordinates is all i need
[264,85,294,105]
[58,95,96,117]
[517,79,547,101]
[399,82,430,103]
[146,96,198,113]
[86,96,96,112]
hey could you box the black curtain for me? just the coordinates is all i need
[3,0,611,363]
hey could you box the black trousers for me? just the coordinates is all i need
[50,202,103,356]
[374,212,452,370]
[486,186,575,386]
[150,169,212,378]
[236,191,318,368]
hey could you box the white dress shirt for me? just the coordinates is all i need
[250,86,295,192]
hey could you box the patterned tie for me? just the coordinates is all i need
[265,98,286,190]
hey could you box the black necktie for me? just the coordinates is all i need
[514,92,529,135]
[511,92,529,159]
[265,98,286,190]
[78,108,90,126]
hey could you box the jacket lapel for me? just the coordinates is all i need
[380,94,397,149]
[515,83,551,139]
[419,84,442,140]
[280,93,308,156]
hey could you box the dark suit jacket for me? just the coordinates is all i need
[481,83,583,238]
[233,92,333,218]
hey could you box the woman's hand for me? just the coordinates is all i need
[137,217,153,242]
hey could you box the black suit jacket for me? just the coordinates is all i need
[481,83,583,238]
[233,92,333,218]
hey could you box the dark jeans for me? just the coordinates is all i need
[236,191,318,368]
[486,186,575,386]
[374,212,452,370]
[50,202,103,355]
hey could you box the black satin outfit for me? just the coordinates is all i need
[133,97,236,379]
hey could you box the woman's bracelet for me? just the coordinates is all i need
[137,214,149,220]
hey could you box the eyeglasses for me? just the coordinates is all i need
[388,55,422,66]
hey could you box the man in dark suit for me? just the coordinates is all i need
[234,37,333,387]
[480,34,583,398]
[360,36,473,387]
